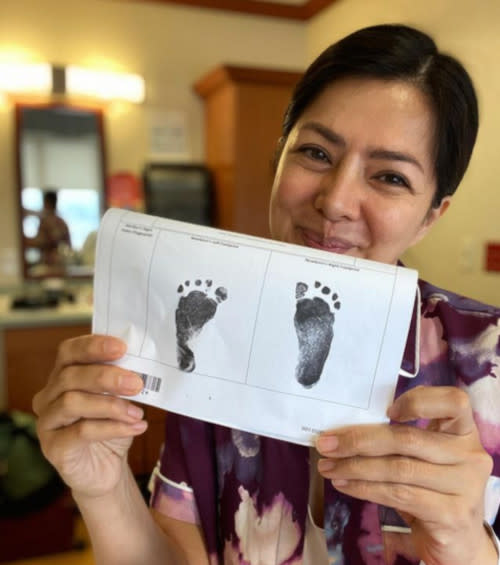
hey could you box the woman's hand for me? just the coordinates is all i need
[316,385,497,565]
[33,334,147,500]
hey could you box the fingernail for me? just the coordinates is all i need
[131,420,148,433]
[316,435,339,454]
[127,404,144,420]
[121,373,143,394]
[318,459,336,473]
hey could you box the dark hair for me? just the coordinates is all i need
[43,190,58,209]
[281,24,479,207]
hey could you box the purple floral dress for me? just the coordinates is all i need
[150,279,500,564]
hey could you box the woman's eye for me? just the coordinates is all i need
[378,173,410,188]
[299,146,330,163]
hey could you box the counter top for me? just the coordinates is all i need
[0,298,92,329]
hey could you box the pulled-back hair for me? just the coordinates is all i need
[282,24,479,207]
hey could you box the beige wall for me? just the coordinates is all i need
[0,0,306,284]
[308,0,500,306]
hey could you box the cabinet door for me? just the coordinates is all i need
[128,406,166,477]
[5,324,91,413]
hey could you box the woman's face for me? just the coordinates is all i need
[269,78,450,264]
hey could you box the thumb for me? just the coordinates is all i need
[387,385,474,436]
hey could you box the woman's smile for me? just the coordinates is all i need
[300,228,358,254]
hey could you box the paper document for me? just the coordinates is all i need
[93,209,418,446]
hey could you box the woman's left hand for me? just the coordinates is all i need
[316,385,497,565]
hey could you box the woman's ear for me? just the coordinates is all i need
[411,196,451,246]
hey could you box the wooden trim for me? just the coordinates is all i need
[96,108,108,217]
[194,65,303,98]
[14,105,27,279]
[132,0,336,20]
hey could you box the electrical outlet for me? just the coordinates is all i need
[485,242,500,272]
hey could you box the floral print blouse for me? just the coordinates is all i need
[150,278,500,564]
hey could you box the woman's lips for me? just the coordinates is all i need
[301,229,356,254]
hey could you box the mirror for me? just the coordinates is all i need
[16,103,105,279]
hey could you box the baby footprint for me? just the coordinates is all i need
[175,279,228,372]
[294,281,341,388]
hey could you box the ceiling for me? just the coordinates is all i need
[138,0,337,20]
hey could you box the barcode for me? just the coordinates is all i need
[141,373,162,393]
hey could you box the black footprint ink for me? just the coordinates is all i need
[175,280,228,372]
[294,281,341,388]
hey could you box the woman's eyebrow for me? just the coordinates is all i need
[299,122,424,173]
[369,149,424,173]
[300,121,346,147]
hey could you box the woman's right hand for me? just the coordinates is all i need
[33,334,147,500]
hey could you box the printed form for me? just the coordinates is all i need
[93,209,418,446]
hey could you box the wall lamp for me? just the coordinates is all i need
[0,61,145,103]
[66,66,145,103]
[0,62,52,94]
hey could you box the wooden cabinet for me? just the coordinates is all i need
[4,324,91,413]
[4,324,90,412]
[3,323,165,476]
[194,65,302,238]
[128,404,166,477]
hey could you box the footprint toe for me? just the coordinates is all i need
[296,282,308,299]
[215,287,228,302]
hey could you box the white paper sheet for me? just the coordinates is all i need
[93,208,418,446]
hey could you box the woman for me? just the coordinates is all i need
[33,24,500,564]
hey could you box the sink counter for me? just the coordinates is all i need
[0,291,93,329]
[0,302,93,329]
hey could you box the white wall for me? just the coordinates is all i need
[307,0,500,306]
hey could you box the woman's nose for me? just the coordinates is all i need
[313,163,362,222]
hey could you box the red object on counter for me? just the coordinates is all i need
[106,171,144,211]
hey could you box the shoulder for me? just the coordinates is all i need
[419,279,500,319]
[417,280,500,478]
[416,278,499,385]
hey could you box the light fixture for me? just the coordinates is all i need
[0,62,52,94]
[0,59,145,103]
[66,66,145,103]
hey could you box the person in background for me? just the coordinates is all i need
[28,189,72,266]
[33,24,500,565]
